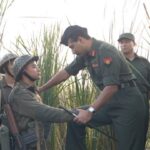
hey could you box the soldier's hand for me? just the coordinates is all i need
[73,109,93,124]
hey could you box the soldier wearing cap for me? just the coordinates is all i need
[9,55,74,150]
[0,53,17,150]
[118,32,150,146]
[39,25,147,150]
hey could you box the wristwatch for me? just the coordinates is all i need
[87,106,96,114]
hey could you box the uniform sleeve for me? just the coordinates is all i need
[12,89,73,123]
[99,49,121,86]
[65,56,86,75]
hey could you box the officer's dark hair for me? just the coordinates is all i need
[60,25,91,46]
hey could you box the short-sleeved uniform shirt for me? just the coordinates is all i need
[65,39,147,150]
[65,38,135,90]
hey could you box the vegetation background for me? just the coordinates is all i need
[0,0,150,149]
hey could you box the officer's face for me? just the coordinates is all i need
[24,61,41,80]
[119,39,135,54]
[67,37,87,55]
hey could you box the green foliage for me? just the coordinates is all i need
[0,0,14,49]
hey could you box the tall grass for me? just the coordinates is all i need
[0,0,14,49]
[143,2,150,60]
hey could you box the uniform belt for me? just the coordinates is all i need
[119,80,136,89]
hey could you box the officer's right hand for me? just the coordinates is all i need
[73,109,93,124]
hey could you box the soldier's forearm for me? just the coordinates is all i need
[35,106,73,122]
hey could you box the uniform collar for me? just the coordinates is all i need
[126,53,139,61]
[87,38,101,57]
[18,81,37,93]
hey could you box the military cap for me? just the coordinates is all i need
[0,53,17,74]
[13,55,39,81]
[118,33,135,42]
[60,25,88,46]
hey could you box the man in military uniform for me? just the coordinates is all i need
[0,53,17,150]
[10,55,74,150]
[39,25,147,150]
[118,32,150,145]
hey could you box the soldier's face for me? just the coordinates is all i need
[68,37,87,55]
[24,61,41,80]
[119,39,135,54]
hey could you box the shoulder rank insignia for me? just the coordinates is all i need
[103,57,112,65]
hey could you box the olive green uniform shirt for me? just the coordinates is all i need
[64,39,147,150]
[0,77,12,150]
[65,38,135,89]
[0,77,12,113]
[127,55,150,98]
[0,77,13,126]
[9,81,73,150]
[126,54,150,146]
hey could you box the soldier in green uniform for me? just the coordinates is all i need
[0,53,17,150]
[39,25,147,150]
[10,55,74,150]
[118,32,150,146]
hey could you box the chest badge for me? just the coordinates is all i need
[92,63,99,68]
[103,57,112,65]
[88,50,96,57]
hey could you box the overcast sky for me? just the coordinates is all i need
[1,0,150,57]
